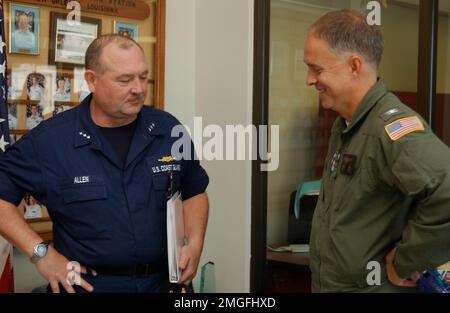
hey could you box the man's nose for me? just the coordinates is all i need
[130,78,145,94]
[306,69,317,86]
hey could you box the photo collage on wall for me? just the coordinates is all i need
[5,3,102,145]
[4,0,154,229]
[6,69,84,141]
[5,2,143,144]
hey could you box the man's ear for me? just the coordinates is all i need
[348,55,363,77]
[84,70,96,93]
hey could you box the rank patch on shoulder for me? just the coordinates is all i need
[384,116,424,141]
[380,108,402,121]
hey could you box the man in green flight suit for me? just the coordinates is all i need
[304,10,450,292]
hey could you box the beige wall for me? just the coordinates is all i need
[165,0,196,130]
[371,3,450,94]
[165,0,253,292]
[378,4,419,92]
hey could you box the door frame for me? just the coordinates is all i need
[250,0,270,293]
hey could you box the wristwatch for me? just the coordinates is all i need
[30,241,50,264]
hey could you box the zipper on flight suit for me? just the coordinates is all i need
[317,132,346,290]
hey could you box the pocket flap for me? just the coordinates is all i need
[63,185,107,204]
[152,174,170,190]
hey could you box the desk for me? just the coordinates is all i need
[266,251,309,266]
[265,250,311,293]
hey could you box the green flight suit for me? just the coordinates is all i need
[310,79,450,292]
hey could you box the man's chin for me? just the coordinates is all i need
[319,99,332,110]
[123,103,143,116]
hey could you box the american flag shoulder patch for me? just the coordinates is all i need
[384,116,424,141]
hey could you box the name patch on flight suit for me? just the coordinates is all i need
[340,154,357,176]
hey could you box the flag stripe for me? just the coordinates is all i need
[0,0,14,293]
[392,120,422,132]
[385,116,424,141]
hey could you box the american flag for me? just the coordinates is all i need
[0,0,14,293]
[0,0,8,153]
[385,116,424,141]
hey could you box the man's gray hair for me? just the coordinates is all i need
[309,10,384,68]
[85,34,144,74]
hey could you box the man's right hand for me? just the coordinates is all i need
[0,199,93,293]
[35,246,94,293]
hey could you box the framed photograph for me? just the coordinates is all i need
[9,3,40,55]
[26,73,46,102]
[6,70,20,100]
[53,76,71,102]
[74,67,90,103]
[53,104,72,116]
[49,12,102,69]
[8,104,17,130]
[26,103,43,130]
[9,134,17,146]
[24,193,43,220]
[7,68,29,101]
[114,21,138,41]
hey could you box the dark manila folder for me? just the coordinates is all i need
[288,180,321,244]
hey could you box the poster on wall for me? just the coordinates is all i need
[49,12,102,69]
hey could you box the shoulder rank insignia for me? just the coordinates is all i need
[159,156,176,162]
[380,108,402,121]
[384,116,424,141]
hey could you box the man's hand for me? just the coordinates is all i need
[177,193,209,285]
[35,246,94,293]
[178,242,202,285]
[385,247,416,287]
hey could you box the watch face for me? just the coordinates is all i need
[36,244,47,257]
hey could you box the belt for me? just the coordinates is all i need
[94,261,168,277]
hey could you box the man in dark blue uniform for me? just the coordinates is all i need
[0,35,209,293]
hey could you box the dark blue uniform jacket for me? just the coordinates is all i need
[0,95,209,268]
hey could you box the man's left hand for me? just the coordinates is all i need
[177,242,202,285]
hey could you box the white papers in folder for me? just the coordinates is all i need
[167,191,184,283]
